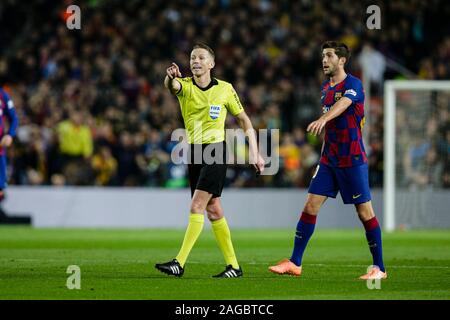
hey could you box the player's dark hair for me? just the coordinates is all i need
[193,42,215,59]
[321,41,351,63]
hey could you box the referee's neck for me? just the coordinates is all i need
[193,73,212,88]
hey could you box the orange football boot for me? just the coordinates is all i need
[359,266,387,280]
[268,259,302,276]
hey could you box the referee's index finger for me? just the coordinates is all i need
[172,62,179,69]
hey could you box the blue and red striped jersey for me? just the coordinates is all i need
[0,88,19,155]
[320,74,367,167]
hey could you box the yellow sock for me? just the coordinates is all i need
[175,213,204,267]
[211,217,239,269]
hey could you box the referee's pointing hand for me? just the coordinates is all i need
[167,62,182,79]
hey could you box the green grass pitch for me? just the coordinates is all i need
[0,226,449,299]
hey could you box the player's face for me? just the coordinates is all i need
[190,48,214,77]
[322,48,343,76]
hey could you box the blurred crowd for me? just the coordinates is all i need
[0,0,448,188]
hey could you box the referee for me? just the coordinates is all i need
[155,43,265,278]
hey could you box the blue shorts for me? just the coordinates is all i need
[308,163,371,204]
[0,155,7,189]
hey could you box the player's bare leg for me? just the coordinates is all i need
[269,193,327,276]
[155,189,212,277]
[355,200,375,222]
[207,197,242,278]
[355,201,387,280]
[303,193,328,217]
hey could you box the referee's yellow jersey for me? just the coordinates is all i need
[175,77,244,144]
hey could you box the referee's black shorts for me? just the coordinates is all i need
[188,141,228,198]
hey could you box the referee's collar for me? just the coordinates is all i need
[192,77,218,91]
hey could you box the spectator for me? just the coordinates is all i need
[358,42,386,95]
[56,110,93,185]
[278,133,301,187]
[91,146,118,186]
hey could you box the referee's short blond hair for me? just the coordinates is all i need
[193,43,215,60]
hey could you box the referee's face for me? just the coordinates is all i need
[190,48,214,77]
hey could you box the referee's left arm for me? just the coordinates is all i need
[235,111,265,174]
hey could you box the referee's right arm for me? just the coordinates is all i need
[164,62,182,95]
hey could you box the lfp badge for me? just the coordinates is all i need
[209,105,221,120]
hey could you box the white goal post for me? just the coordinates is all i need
[383,80,450,231]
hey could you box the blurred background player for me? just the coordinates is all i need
[269,41,386,280]
[0,87,24,223]
[155,43,265,278]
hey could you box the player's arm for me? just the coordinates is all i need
[307,97,352,136]
[1,93,19,148]
[235,111,265,174]
[164,62,182,95]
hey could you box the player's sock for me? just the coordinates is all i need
[211,217,239,269]
[362,216,385,272]
[290,212,317,266]
[175,213,204,267]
